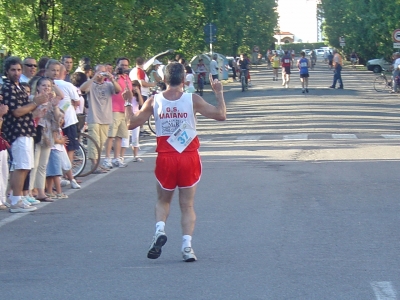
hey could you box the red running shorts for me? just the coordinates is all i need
[155,151,202,191]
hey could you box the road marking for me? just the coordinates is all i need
[332,134,357,139]
[283,134,308,140]
[381,134,400,139]
[371,281,397,300]
[236,135,262,141]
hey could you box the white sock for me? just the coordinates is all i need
[9,195,21,205]
[155,221,165,233]
[182,235,192,251]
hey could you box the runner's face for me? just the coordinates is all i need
[6,64,22,83]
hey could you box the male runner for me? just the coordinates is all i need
[127,62,226,262]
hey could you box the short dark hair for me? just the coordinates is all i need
[23,57,36,63]
[164,62,184,87]
[185,66,193,74]
[136,57,144,66]
[70,72,88,88]
[79,57,90,68]
[61,55,72,62]
[38,56,50,70]
[4,56,22,74]
[116,57,130,65]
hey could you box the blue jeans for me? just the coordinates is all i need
[332,65,343,88]
[240,69,248,85]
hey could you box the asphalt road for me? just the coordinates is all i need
[1,60,400,300]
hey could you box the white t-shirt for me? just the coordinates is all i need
[20,74,31,83]
[210,60,219,75]
[54,80,79,128]
[393,58,400,71]
[185,74,195,93]
[129,67,150,97]
[74,86,85,114]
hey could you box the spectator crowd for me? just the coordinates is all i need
[0,54,169,213]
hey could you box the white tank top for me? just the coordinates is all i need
[153,92,197,137]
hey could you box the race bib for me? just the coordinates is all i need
[284,59,290,63]
[167,121,197,153]
[300,62,307,67]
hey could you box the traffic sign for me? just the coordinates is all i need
[393,42,400,48]
[340,42,346,47]
[204,23,217,36]
[393,29,400,42]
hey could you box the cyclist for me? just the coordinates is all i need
[195,58,208,91]
[238,53,250,88]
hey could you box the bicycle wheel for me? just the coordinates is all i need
[147,115,156,134]
[76,132,101,177]
[374,75,388,92]
[241,74,245,92]
[71,144,86,178]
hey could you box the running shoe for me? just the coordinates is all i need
[9,200,37,213]
[147,230,167,259]
[112,158,127,168]
[182,247,197,262]
[102,158,113,170]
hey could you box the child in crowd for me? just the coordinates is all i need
[125,80,144,162]
[45,111,69,199]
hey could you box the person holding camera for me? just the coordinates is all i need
[103,57,132,169]
[80,65,121,171]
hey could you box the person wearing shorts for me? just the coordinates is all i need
[1,56,49,212]
[104,57,131,169]
[80,64,121,170]
[281,50,292,88]
[127,62,226,262]
[271,51,280,81]
[297,51,310,93]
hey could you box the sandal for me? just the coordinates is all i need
[55,193,68,199]
[93,168,108,174]
[36,196,54,202]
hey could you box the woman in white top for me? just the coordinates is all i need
[184,66,195,93]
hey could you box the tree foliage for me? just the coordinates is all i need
[0,0,278,65]
[320,0,400,61]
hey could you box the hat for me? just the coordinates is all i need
[153,59,162,66]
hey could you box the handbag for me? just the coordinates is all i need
[60,146,72,171]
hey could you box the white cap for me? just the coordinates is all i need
[153,59,162,66]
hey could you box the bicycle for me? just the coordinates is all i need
[147,115,155,134]
[71,117,101,177]
[374,70,393,92]
[240,69,248,92]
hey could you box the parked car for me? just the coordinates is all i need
[367,58,392,73]
[315,49,326,57]
[301,49,311,55]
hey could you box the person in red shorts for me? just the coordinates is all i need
[127,62,226,262]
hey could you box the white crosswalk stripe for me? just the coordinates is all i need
[331,133,358,139]
[371,281,397,300]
